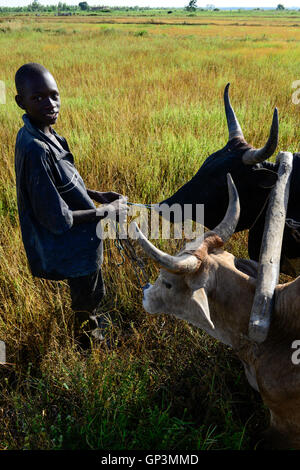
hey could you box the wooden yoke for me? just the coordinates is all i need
[248,151,293,343]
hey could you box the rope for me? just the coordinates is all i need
[113,201,155,287]
[116,237,149,289]
[248,194,300,245]
[110,216,150,289]
[127,201,156,210]
[286,218,300,229]
[248,193,271,232]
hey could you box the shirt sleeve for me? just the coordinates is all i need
[25,142,73,235]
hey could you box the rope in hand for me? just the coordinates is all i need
[127,201,156,210]
[114,237,149,289]
[111,201,156,288]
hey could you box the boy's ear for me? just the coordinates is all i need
[15,94,25,110]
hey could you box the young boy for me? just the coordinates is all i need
[14,62,127,347]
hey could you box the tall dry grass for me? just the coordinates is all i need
[0,15,299,449]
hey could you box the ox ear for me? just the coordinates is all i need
[253,168,278,189]
[193,286,215,330]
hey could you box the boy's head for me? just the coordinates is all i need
[15,63,60,129]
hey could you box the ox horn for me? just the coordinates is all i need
[211,173,240,243]
[134,174,240,273]
[186,173,240,251]
[242,108,279,165]
[132,224,200,273]
[224,83,279,165]
[224,83,244,140]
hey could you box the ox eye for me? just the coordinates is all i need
[163,281,172,289]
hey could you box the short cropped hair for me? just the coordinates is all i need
[15,63,50,95]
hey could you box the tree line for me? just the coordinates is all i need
[0,1,290,14]
[0,2,169,13]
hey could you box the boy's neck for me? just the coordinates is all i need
[27,115,52,136]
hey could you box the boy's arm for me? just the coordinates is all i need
[73,199,128,225]
[72,191,127,225]
[25,145,127,231]
[72,209,102,226]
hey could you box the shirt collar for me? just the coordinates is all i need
[22,114,67,158]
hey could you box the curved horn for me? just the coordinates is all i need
[186,173,240,250]
[133,224,200,273]
[242,107,279,165]
[135,174,240,271]
[212,173,240,243]
[224,83,244,140]
[185,173,240,255]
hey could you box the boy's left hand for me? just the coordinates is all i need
[88,190,125,204]
[101,191,125,204]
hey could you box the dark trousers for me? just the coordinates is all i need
[67,267,106,333]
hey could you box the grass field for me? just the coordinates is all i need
[0,11,299,450]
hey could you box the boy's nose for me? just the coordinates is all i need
[44,97,58,109]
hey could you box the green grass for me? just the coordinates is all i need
[1,330,266,450]
[0,14,298,450]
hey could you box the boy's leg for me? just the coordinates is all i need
[67,267,106,343]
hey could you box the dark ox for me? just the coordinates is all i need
[159,84,300,276]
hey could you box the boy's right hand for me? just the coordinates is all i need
[96,197,128,220]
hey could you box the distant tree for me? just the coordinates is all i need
[78,2,89,10]
[185,0,198,12]
[28,1,42,11]
[206,4,215,10]
[58,2,70,10]
[276,4,285,9]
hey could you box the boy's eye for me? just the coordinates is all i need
[35,96,43,102]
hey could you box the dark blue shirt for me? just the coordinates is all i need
[15,114,103,280]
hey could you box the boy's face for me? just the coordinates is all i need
[15,70,60,129]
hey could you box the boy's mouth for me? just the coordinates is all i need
[44,110,59,120]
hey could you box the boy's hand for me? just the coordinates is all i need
[101,191,125,204]
[96,197,128,220]
[87,189,126,204]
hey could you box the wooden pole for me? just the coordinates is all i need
[248,151,293,343]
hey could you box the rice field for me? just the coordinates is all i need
[0,11,299,451]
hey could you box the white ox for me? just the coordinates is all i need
[134,175,300,449]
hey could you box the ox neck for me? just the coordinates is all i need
[208,256,257,348]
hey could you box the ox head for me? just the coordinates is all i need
[159,84,279,232]
[135,175,257,346]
